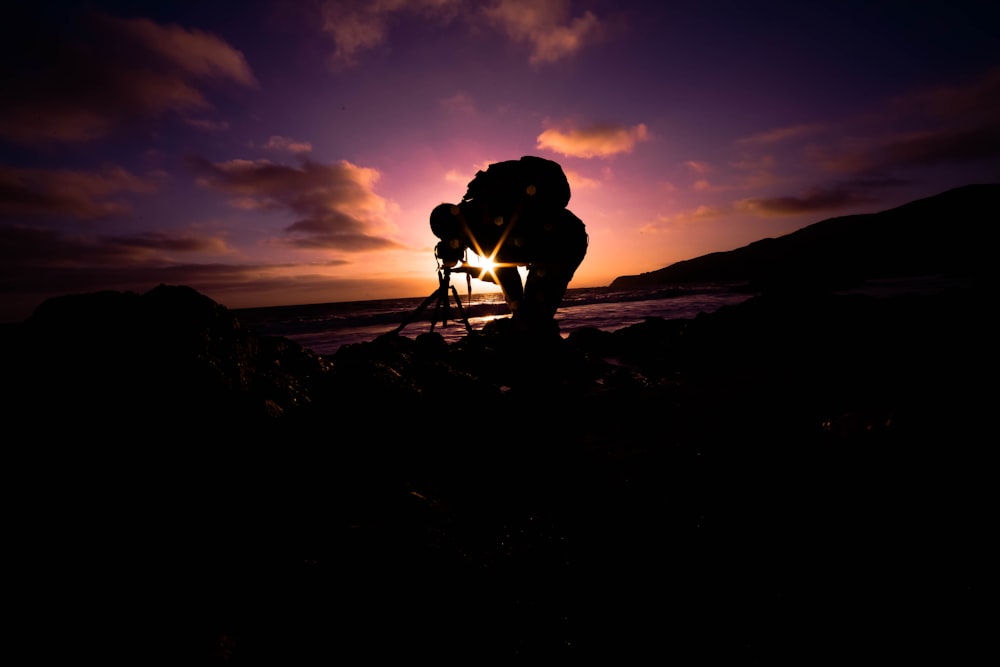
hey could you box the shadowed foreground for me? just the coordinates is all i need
[2,283,990,663]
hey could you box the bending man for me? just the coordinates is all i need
[431,156,588,335]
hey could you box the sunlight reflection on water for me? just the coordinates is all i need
[276,291,753,355]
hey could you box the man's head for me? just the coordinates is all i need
[430,203,462,238]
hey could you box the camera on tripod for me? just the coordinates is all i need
[434,241,493,281]
[392,244,477,336]
[435,239,465,266]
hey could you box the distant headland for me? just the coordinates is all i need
[610,183,997,291]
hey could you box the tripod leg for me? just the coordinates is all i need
[432,277,463,332]
[394,270,474,336]
[448,285,474,334]
[430,289,447,332]
[394,288,443,334]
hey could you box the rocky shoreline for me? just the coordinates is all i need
[3,282,989,662]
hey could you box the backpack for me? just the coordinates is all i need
[461,156,570,218]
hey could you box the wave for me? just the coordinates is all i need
[233,282,751,351]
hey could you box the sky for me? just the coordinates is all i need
[2,0,999,321]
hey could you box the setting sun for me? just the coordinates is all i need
[475,256,498,283]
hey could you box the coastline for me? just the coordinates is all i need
[2,281,989,662]
[231,281,757,354]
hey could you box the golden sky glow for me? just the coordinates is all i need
[1,1,998,320]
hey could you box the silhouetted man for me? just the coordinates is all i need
[431,156,587,336]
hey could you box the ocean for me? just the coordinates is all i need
[233,282,756,356]
[231,274,973,356]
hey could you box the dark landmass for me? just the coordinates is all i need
[1,276,989,662]
[610,183,997,291]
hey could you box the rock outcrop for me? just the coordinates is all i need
[1,281,989,663]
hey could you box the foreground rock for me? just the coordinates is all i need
[2,283,989,662]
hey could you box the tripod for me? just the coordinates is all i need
[393,266,474,335]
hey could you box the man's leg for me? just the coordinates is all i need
[494,266,524,319]
[520,264,575,326]
[519,213,587,331]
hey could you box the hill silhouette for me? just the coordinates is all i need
[610,183,997,291]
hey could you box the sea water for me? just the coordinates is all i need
[233,283,756,356]
[233,274,971,357]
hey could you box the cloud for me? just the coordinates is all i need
[318,0,599,68]
[0,227,268,317]
[263,136,314,154]
[103,231,232,256]
[809,67,1000,173]
[879,126,1000,167]
[107,15,256,85]
[0,226,123,271]
[184,118,231,131]
[0,223,233,277]
[899,66,1000,123]
[683,160,711,174]
[446,159,497,186]
[0,11,256,145]
[483,0,602,65]
[728,154,781,190]
[812,125,1000,174]
[191,157,404,252]
[736,123,826,145]
[440,92,477,115]
[563,168,600,190]
[640,203,730,234]
[651,204,729,230]
[320,0,464,67]
[0,165,159,220]
[0,219,367,319]
[445,169,472,185]
[735,187,877,215]
[537,123,650,158]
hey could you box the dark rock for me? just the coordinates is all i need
[4,284,332,440]
[1,282,990,663]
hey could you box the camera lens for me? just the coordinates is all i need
[435,240,463,264]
